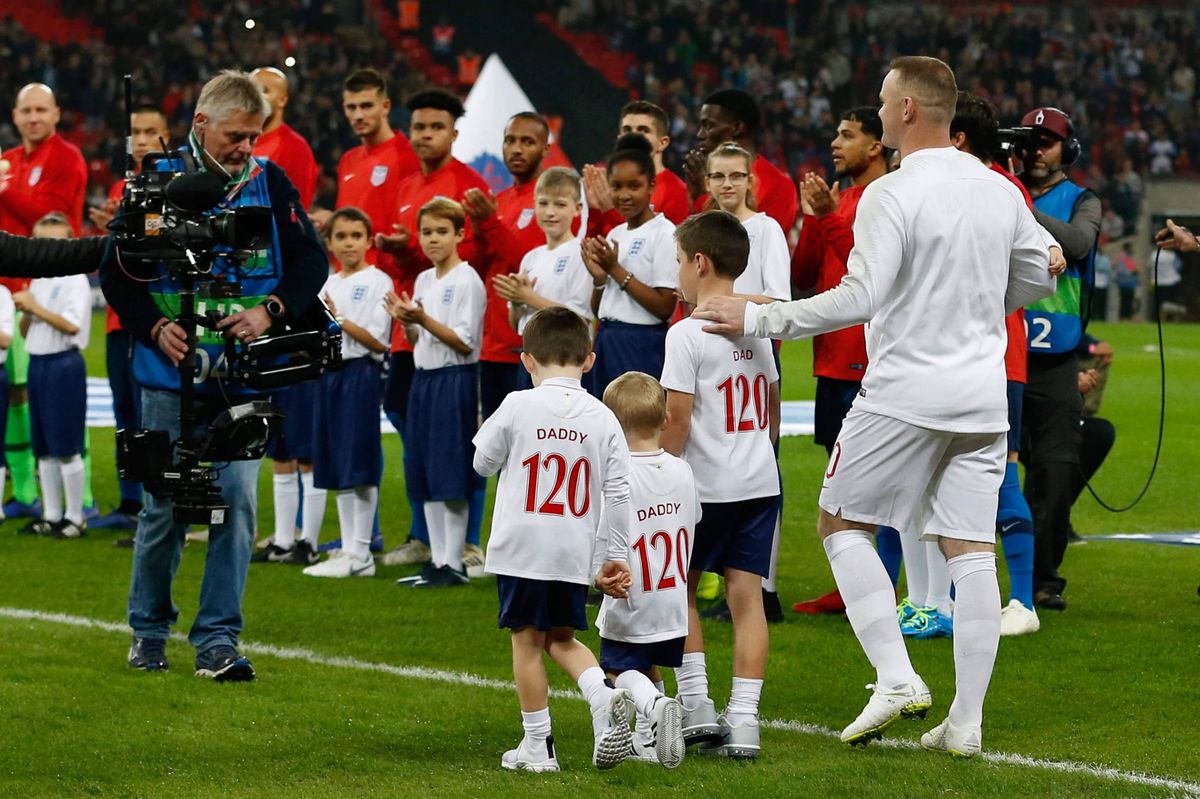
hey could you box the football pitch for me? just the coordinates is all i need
[0,316,1197,799]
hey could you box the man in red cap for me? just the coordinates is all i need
[1017,106,1100,614]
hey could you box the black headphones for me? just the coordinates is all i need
[1062,133,1081,167]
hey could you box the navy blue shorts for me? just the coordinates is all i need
[265,379,319,462]
[496,575,589,631]
[29,350,85,458]
[590,319,668,400]
[481,360,520,420]
[515,358,534,392]
[1007,380,1024,454]
[600,636,686,673]
[814,376,861,450]
[404,363,479,502]
[382,350,415,419]
[692,495,780,578]
[312,358,384,490]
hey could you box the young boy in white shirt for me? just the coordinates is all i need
[660,210,781,760]
[387,198,486,587]
[493,167,594,390]
[302,207,392,578]
[598,370,698,769]
[473,306,636,773]
[14,212,93,539]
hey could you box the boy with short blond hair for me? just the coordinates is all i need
[598,370,698,769]
[473,306,635,772]
[660,210,781,759]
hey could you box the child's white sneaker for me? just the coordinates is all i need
[302,551,376,578]
[649,695,685,769]
[501,736,560,772]
[591,688,633,770]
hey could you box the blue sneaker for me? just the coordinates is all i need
[317,537,342,553]
[370,531,385,553]
[128,636,168,671]
[4,497,41,520]
[901,609,953,639]
[83,503,100,524]
[896,598,921,624]
[194,645,255,682]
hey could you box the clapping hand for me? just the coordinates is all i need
[385,290,423,325]
[581,236,619,283]
[375,223,411,255]
[801,173,840,217]
[462,188,498,221]
[582,165,614,213]
[493,272,536,304]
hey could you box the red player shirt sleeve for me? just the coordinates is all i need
[653,170,690,224]
[792,214,824,291]
[816,209,855,266]
[753,156,798,234]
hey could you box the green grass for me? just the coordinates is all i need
[0,315,1197,798]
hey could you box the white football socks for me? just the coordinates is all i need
[37,457,62,522]
[521,707,552,753]
[615,670,661,718]
[299,471,327,547]
[60,455,84,526]
[336,486,377,561]
[726,676,763,726]
[577,666,611,715]
[426,500,468,571]
[946,551,1001,730]
[925,540,953,616]
[898,527,929,606]
[675,652,709,711]
[272,472,299,548]
[824,530,916,691]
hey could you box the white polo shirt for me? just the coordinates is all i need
[736,212,791,301]
[596,449,700,643]
[411,261,485,370]
[515,239,595,333]
[25,275,91,355]
[659,316,780,503]
[473,376,632,585]
[322,266,392,361]
[599,213,678,325]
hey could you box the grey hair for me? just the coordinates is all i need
[195,70,270,123]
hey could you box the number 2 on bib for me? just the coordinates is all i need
[521,453,591,517]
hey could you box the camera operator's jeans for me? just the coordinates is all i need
[127,389,259,655]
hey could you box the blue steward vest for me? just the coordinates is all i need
[1025,180,1096,354]
[133,156,283,395]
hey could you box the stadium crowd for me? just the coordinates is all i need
[0,0,1176,774]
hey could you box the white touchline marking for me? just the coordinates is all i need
[2,606,1197,797]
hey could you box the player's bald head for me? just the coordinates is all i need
[251,67,290,121]
[14,83,56,109]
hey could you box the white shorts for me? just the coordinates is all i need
[819,409,1006,543]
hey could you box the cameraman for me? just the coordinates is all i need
[100,71,327,681]
[1018,107,1101,612]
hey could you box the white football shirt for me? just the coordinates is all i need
[411,262,485,370]
[25,275,91,355]
[474,376,632,585]
[596,449,700,643]
[736,212,791,301]
[599,213,678,325]
[660,316,780,503]
[322,266,392,361]
[0,286,13,366]
[745,147,1057,433]
[515,239,595,334]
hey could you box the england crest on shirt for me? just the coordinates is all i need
[352,285,367,303]
[370,165,389,187]
[442,286,455,305]
[554,256,568,275]
[628,238,645,257]
[517,208,534,229]
[28,166,42,187]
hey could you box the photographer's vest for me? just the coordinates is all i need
[1025,180,1096,354]
[133,156,283,396]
